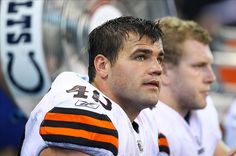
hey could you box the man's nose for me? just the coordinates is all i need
[150,60,163,76]
[205,66,216,83]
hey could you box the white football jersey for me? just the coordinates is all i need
[20,72,160,156]
[153,97,221,156]
[224,97,236,148]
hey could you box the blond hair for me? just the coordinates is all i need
[157,16,212,65]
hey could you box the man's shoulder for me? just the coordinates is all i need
[49,72,114,112]
[30,72,120,155]
[150,102,190,139]
[153,102,181,125]
[51,72,88,89]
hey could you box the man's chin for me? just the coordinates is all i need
[197,101,207,109]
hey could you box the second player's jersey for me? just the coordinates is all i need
[20,72,160,156]
[153,97,221,156]
[224,97,236,148]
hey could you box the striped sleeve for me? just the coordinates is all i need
[40,107,118,155]
[158,133,170,155]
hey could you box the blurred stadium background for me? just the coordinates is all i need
[0,0,236,155]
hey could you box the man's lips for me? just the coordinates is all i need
[143,80,160,88]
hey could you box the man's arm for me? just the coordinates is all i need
[39,147,90,156]
[214,140,236,156]
[228,149,236,156]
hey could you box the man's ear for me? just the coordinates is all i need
[94,54,110,79]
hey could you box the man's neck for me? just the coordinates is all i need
[92,80,140,122]
[159,89,189,117]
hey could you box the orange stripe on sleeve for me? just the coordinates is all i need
[40,126,118,149]
[44,112,116,130]
[158,138,169,147]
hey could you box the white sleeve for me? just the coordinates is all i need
[224,98,236,148]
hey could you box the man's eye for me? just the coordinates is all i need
[193,63,205,68]
[136,55,146,61]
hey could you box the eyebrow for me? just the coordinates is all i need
[133,48,165,57]
[136,48,152,54]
